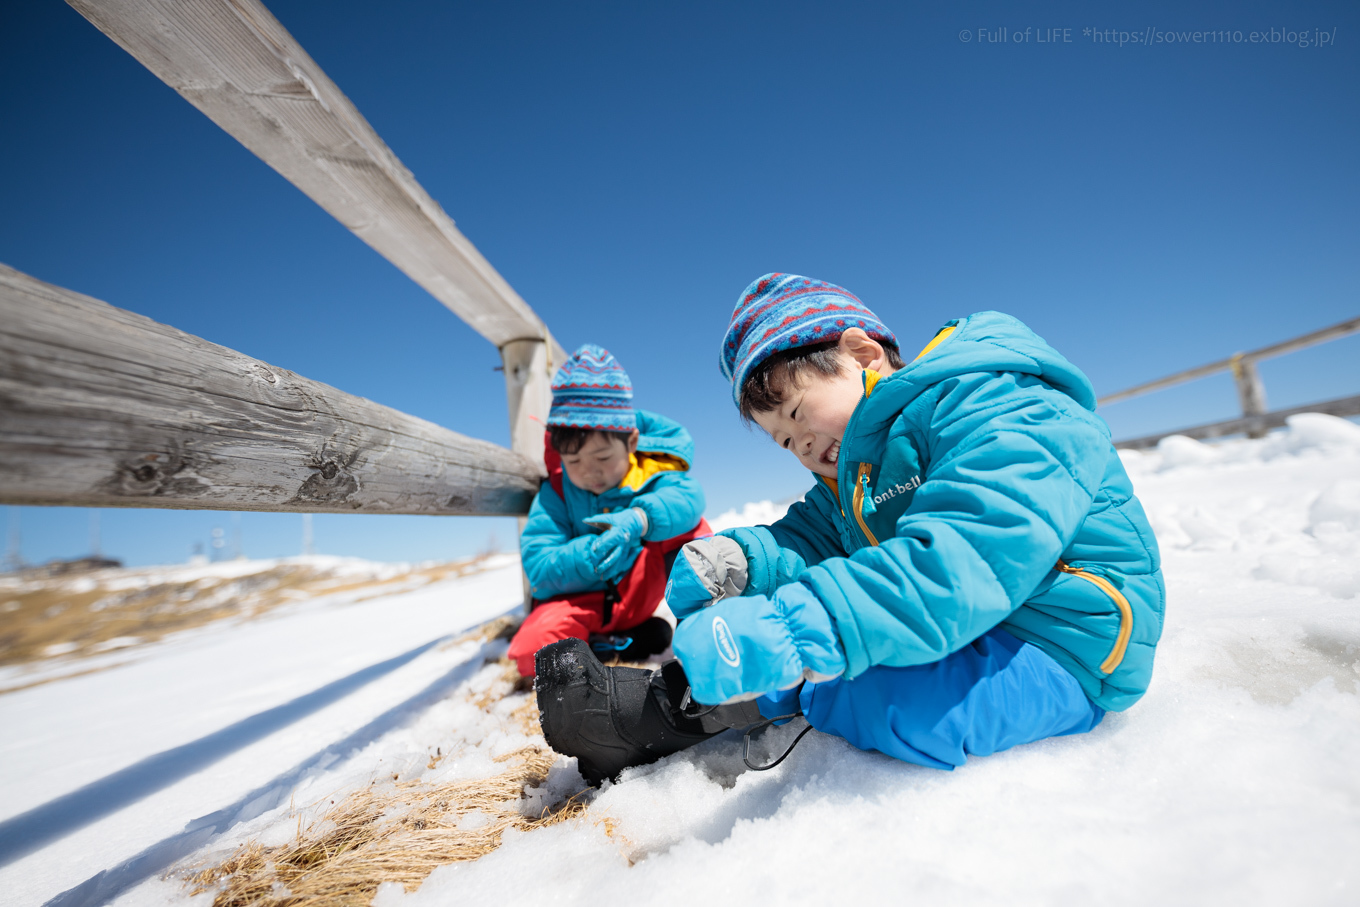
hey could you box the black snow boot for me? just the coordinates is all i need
[588,616,674,662]
[535,637,764,785]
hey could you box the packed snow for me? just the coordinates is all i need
[2,415,1358,907]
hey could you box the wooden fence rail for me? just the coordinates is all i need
[0,264,541,515]
[67,0,562,359]
[69,0,564,471]
[1097,315,1360,407]
[1102,313,1360,446]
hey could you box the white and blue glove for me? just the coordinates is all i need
[585,508,648,581]
[671,582,847,706]
[665,536,749,620]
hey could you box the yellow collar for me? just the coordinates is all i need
[913,324,956,361]
[619,451,687,492]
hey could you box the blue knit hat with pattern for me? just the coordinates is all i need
[720,273,898,405]
[548,344,636,432]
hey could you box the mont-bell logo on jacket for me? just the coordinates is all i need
[712,616,741,667]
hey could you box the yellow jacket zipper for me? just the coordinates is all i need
[839,324,955,548]
[1056,560,1133,674]
[851,462,880,547]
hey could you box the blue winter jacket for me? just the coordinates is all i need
[723,313,1165,711]
[521,410,706,600]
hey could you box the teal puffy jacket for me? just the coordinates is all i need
[521,410,705,600]
[723,313,1164,711]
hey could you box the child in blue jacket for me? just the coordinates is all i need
[508,344,709,677]
[535,276,1164,784]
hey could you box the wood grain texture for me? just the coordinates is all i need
[68,0,563,362]
[0,264,542,515]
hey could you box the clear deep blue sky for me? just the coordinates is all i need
[3,0,1357,567]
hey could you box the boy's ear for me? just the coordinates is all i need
[838,328,888,372]
[626,428,640,454]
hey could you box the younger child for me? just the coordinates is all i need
[508,344,709,677]
[536,275,1164,783]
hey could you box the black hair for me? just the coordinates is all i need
[549,425,634,456]
[737,339,906,423]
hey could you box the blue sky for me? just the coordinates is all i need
[3,0,1357,567]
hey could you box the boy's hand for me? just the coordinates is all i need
[665,536,749,620]
[671,583,846,706]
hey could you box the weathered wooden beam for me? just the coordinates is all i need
[68,0,564,363]
[0,264,542,515]
[1113,393,1360,450]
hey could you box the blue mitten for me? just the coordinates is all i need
[584,508,648,543]
[672,582,847,706]
[590,534,641,582]
[586,509,648,581]
[665,536,749,620]
[721,526,810,598]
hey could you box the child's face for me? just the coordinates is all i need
[752,367,866,478]
[751,329,899,478]
[561,430,639,495]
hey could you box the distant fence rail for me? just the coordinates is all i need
[0,265,540,515]
[1101,314,1360,448]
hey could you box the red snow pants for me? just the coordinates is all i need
[508,519,712,676]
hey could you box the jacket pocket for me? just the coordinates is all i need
[1056,560,1132,674]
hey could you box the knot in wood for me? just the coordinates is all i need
[102,448,206,499]
[290,452,360,506]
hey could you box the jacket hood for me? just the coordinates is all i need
[636,409,695,467]
[866,312,1097,420]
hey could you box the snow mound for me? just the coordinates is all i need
[708,498,795,532]
[1264,411,1360,456]
[1309,479,1360,533]
[1154,433,1221,469]
[1122,413,1360,479]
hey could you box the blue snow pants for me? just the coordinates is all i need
[757,628,1104,770]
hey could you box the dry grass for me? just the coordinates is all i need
[190,693,592,907]
[0,556,498,671]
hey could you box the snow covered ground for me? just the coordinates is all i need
[2,415,1358,907]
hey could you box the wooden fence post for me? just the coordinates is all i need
[1230,354,1269,439]
[500,340,554,471]
[500,339,554,606]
